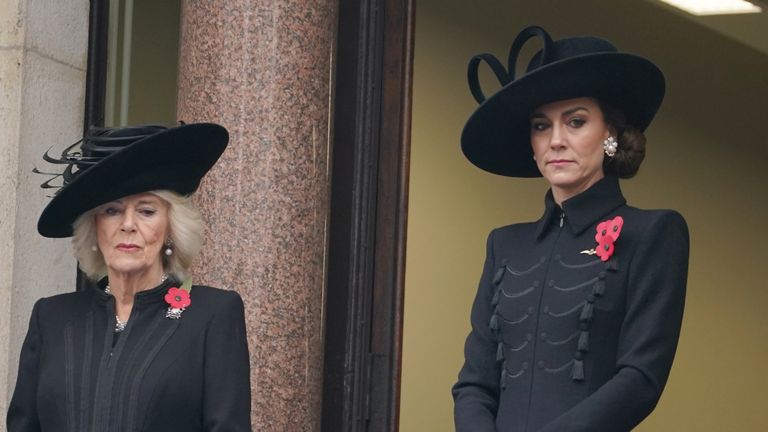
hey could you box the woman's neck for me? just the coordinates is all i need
[550,173,605,206]
[106,266,165,304]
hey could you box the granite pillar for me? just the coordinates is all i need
[176,1,337,430]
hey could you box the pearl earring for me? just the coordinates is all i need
[603,136,618,157]
[164,239,173,256]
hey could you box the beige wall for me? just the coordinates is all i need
[401,1,768,431]
[0,0,87,420]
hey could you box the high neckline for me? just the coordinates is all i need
[535,176,627,239]
[95,274,180,305]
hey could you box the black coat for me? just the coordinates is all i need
[453,176,689,432]
[7,278,252,432]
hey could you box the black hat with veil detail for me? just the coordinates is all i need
[36,123,228,238]
[461,25,665,177]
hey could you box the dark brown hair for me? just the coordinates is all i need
[598,100,646,179]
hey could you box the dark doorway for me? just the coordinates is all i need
[321,0,414,430]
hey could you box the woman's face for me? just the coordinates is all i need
[95,192,170,278]
[530,97,611,202]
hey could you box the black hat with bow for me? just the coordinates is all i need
[37,123,228,238]
[461,25,665,177]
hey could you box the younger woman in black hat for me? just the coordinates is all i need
[453,26,689,431]
[7,124,252,432]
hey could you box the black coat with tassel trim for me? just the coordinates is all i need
[7,277,252,432]
[452,176,689,432]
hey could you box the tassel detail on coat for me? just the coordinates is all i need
[491,289,500,308]
[572,359,584,381]
[579,302,594,322]
[493,267,505,285]
[496,342,504,362]
[578,331,589,352]
[489,313,499,332]
[592,281,605,297]
[500,368,507,390]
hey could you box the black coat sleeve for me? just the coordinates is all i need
[7,299,43,432]
[202,291,252,432]
[452,230,500,431]
[538,211,689,432]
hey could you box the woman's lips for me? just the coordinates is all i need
[547,159,573,166]
[116,244,140,252]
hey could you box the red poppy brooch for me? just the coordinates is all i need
[581,216,624,261]
[165,278,193,319]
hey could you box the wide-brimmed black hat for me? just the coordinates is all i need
[37,123,228,238]
[461,25,665,177]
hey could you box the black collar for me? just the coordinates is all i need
[535,176,626,239]
[93,274,181,305]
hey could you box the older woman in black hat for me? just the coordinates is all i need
[453,26,689,431]
[7,124,251,431]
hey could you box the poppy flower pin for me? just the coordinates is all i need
[165,278,193,319]
[580,216,624,261]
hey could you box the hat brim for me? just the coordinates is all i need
[461,52,665,177]
[38,123,228,238]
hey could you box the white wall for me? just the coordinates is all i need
[0,0,88,418]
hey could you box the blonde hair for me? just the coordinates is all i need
[71,190,204,281]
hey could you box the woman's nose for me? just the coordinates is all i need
[549,125,566,149]
[120,211,136,232]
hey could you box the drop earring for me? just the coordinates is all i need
[164,239,173,256]
[603,136,618,157]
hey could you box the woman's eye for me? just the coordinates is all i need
[139,208,156,216]
[103,207,120,216]
[531,122,548,132]
[568,118,586,127]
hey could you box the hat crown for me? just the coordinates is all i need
[84,124,168,159]
[80,125,168,165]
[526,37,618,74]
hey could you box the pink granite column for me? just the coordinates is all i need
[176,1,336,430]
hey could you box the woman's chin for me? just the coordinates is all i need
[106,261,160,278]
[543,172,580,189]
